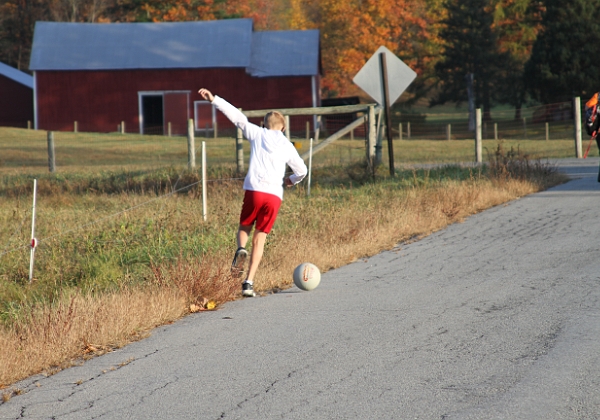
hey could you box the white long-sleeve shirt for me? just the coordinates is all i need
[212,96,308,200]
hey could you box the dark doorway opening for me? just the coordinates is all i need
[142,95,164,135]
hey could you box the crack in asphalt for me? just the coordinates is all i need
[7,349,161,418]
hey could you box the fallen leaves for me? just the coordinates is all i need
[190,298,217,313]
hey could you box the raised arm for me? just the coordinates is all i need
[198,88,262,141]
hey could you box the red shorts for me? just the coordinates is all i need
[239,190,282,234]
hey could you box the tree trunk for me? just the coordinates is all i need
[514,105,522,120]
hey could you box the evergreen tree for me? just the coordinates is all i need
[493,0,541,119]
[524,0,600,103]
[433,0,505,119]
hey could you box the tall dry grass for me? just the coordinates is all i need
[0,288,185,388]
[0,156,567,387]
[254,177,542,291]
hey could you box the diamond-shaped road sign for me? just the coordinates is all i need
[352,46,417,106]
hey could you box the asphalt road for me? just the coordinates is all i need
[2,158,600,420]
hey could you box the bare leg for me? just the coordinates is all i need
[246,230,267,282]
[237,225,252,249]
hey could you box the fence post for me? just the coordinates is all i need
[545,122,549,141]
[285,115,291,140]
[168,122,172,137]
[375,109,383,165]
[47,131,56,173]
[314,115,322,143]
[574,97,582,158]
[236,108,244,172]
[494,123,498,141]
[446,124,451,141]
[120,121,125,134]
[367,105,376,170]
[475,108,482,163]
[187,118,196,170]
[407,122,411,139]
[399,123,402,141]
[27,120,31,129]
[305,121,310,142]
[74,121,78,133]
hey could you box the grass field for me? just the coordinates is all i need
[0,126,590,176]
[0,126,573,389]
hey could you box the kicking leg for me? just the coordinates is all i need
[232,224,252,277]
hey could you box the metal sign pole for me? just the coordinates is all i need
[379,53,395,177]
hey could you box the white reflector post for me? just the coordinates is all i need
[29,179,38,282]
[202,141,207,221]
[307,138,313,197]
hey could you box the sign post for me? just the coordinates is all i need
[353,46,417,175]
[379,52,395,176]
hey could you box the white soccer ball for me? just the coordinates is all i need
[293,262,321,291]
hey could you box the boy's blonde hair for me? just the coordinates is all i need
[264,111,286,131]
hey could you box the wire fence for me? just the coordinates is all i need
[0,100,584,176]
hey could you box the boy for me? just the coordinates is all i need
[198,88,307,297]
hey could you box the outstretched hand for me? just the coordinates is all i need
[198,88,214,102]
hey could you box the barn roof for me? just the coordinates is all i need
[0,61,33,88]
[29,19,254,71]
[248,30,320,77]
[29,20,320,77]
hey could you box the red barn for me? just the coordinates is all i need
[0,61,34,128]
[29,19,321,135]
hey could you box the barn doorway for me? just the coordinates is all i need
[141,94,164,135]
[138,91,190,135]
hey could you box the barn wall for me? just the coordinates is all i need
[35,68,315,134]
[0,76,33,128]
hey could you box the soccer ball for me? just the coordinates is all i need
[293,262,321,291]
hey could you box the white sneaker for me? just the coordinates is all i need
[242,281,255,297]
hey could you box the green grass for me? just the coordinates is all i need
[0,125,578,325]
[0,126,587,177]
[0,164,482,322]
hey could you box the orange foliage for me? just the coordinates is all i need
[289,0,439,97]
[141,0,283,29]
[139,0,442,98]
[493,0,542,59]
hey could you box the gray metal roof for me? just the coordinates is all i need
[29,20,320,77]
[248,30,320,77]
[0,61,33,88]
[29,19,253,70]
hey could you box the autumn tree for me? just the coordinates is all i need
[492,0,542,118]
[524,0,600,103]
[0,0,120,70]
[135,0,286,29]
[288,0,438,99]
[433,0,505,119]
[48,0,113,22]
[0,0,49,70]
